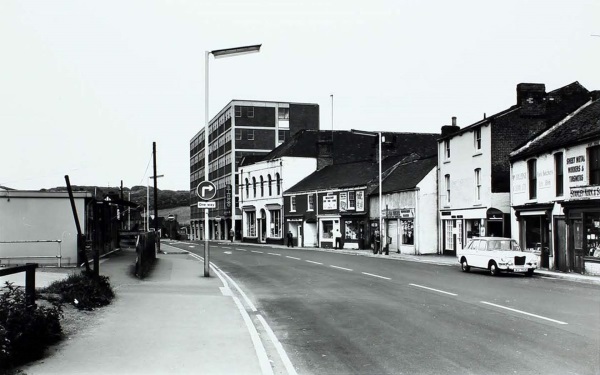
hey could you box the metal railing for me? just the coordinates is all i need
[0,263,38,308]
[0,240,62,267]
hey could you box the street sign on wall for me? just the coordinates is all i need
[196,181,216,201]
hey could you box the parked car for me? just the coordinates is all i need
[457,237,538,276]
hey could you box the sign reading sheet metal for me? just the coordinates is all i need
[323,194,337,210]
[356,191,365,211]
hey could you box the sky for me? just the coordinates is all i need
[1,0,599,192]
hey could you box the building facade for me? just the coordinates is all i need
[239,156,317,244]
[189,100,319,241]
[437,82,591,256]
[510,96,600,275]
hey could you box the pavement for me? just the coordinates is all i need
[4,239,598,374]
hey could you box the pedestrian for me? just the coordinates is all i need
[287,230,294,248]
[229,229,234,243]
[334,229,342,249]
[374,230,381,254]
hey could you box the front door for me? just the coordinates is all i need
[572,219,584,273]
[554,218,568,272]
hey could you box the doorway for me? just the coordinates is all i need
[554,217,568,272]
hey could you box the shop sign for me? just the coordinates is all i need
[356,191,365,211]
[384,208,414,218]
[286,218,302,222]
[323,194,337,210]
[566,154,586,185]
[224,184,232,216]
[570,185,600,199]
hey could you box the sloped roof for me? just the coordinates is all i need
[381,155,438,193]
[284,160,377,194]
[0,185,15,191]
[511,98,600,160]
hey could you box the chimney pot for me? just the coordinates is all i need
[451,116,457,126]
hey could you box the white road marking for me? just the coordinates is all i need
[268,253,282,256]
[480,301,568,325]
[188,245,195,248]
[361,272,391,280]
[305,260,323,265]
[540,276,557,280]
[409,283,457,296]
[236,248,247,251]
[211,263,258,312]
[330,265,353,271]
[231,296,274,375]
[251,250,264,254]
[224,251,232,255]
[257,315,299,375]
[286,256,301,260]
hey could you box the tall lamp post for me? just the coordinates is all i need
[351,129,384,251]
[203,44,261,277]
[147,174,164,231]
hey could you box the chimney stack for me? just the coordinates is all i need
[517,83,546,117]
[441,117,460,137]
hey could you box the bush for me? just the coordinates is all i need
[0,282,63,370]
[43,271,114,311]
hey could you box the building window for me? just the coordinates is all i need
[474,128,481,150]
[278,131,286,142]
[589,145,600,185]
[276,173,281,195]
[260,176,264,197]
[268,175,272,196]
[245,178,249,198]
[475,168,481,201]
[252,177,257,198]
[278,107,290,120]
[247,107,254,118]
[235,129,241,140]
[247,130,254,141]
[401,219,414,245]
[444,139,451,159]
[270,210,281,238]
[290,196,296,212]
[555,152,564,196]
[247,211,256,237]
[308,194,314,211]
[348,191,356,209]
[528,159,537,199]
[235,106,242,117]
[445,174,450,204]
[344,220,359,240]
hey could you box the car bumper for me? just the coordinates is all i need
[498,264,537,272]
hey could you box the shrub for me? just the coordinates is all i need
[0,282,63,370]
[43,271,114,310]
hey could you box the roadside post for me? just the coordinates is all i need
[196,181,216,277]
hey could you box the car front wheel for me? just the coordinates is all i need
[461,259,470,272]
[489,262,500,276]
[525,269,534,277]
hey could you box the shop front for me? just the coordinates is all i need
[318,216,340,249]
[562,198,600,275]
[513,204,553,269]
[385,208,415,254]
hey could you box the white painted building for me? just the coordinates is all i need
[239,156,317,244]
[510,97,600,275]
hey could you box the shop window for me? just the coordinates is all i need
[344,220,360,240]
[322,220,334,239]
[589,145,600,185]
[401,219,414,245]
[290,196,296,212]
[554,152,564,196]
[270,210,281,238]
[445,220,454,250]
[528,159,537,199]
[247,211,256,237]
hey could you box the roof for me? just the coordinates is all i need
[381,155,438,193]
[284,160,376,194]
[438,81,590,141]
[239,155,267,167]
[510,98,600,160]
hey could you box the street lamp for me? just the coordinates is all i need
[351,129,384,253]
[147,174,164,232]
[203,44,261,277]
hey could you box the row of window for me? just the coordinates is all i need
[244,174,282,198]
[244,210,282,238]
[444,127,482,160]
[443,169,482,205]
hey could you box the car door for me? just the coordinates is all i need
[474,239,488,268]
[464,239,478,267]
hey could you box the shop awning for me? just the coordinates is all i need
[241,205,256,211]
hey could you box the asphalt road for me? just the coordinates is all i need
[169,241,600,375]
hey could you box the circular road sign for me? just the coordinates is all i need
[196,181,216,201]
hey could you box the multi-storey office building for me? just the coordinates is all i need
[189,100,319,240]
[437,82,591,256]
[510,96,600,275]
